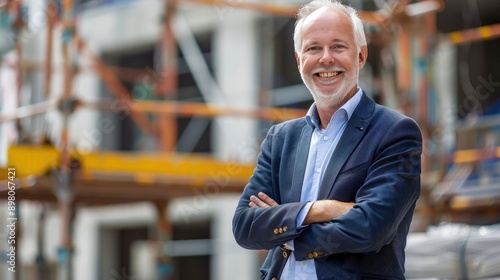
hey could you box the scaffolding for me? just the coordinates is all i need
[1,0,500,279]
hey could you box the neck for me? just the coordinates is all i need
[315,88,357,129]
[316,107,336,130]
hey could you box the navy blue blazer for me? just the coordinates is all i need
[232,92,422,280]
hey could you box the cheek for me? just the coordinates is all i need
[342,53,358,68]
[301,56,315,71]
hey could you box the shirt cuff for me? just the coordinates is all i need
[296,201,314,228]
[285,202,313,252]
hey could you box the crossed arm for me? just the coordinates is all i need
[249,192,354,225]
[234,117,422,256]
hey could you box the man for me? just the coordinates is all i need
[232,0,422,279]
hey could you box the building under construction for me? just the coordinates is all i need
[1,0,500,279]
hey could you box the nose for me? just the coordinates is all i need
[319,48,334,65]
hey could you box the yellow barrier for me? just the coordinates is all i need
[7,145,61,178]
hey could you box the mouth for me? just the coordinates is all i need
[316,71,341,78]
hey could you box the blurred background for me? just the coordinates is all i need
[1,0,500,279]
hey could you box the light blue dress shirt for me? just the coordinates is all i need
[280,89,363,280]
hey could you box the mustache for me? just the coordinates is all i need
[311,67,345,73]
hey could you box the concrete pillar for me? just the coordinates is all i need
[211,195,258,280]
[213,11,259,163]
[435,40,457,153]
[155,202,174,280]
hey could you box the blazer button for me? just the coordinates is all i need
[279,228,283,234]
[283,226,288,232]
[273,228,279,235]
[272,278,278,280]
[318,251,324,256]
[307,253,314,259]
[313,252,319,258]
[282,251,288,258]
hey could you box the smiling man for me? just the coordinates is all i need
[232,1,423,279]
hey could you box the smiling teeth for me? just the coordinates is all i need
[319,72,339,78]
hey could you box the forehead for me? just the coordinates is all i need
[301,7,354,41]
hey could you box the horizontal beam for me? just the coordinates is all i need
[176,0,298,17]
[77,150,254,184]
[453,147,500,164]
[0,168,249,205]
[0,98,308,123]
[4,145,254,205]
[446,23,500,45]
[130,100,307,122]
[0,100,57,122]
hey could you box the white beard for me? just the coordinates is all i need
[300,62,359,110]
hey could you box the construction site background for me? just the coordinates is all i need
[1,0,500,279]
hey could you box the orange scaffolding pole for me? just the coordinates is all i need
[73,34,157,136]
[131,100,307,122]
[43,0,58,97]
[447,23,500,45]
[157,0,178,152]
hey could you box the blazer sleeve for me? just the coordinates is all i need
[293,117,422,260]
[232,125,309,250]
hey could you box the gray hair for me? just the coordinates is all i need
[293,0,367,53]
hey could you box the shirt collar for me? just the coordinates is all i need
[306,88,363,130]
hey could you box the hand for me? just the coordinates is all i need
[303,200,355,225]
[249,192,279,208]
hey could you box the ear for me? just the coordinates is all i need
[295,51,301,69]
[358,46,368,69]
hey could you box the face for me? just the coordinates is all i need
[295,7,367,111]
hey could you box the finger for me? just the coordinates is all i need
[250,195,270,208]
[258,192,278,207]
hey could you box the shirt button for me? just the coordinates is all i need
[323,136,328,141]
[316,168,321,173]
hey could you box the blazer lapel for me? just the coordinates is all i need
[317,93,375,199]
[289,124,313,202]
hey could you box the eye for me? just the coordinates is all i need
[306,46,320,52]
[332,45,346,50]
